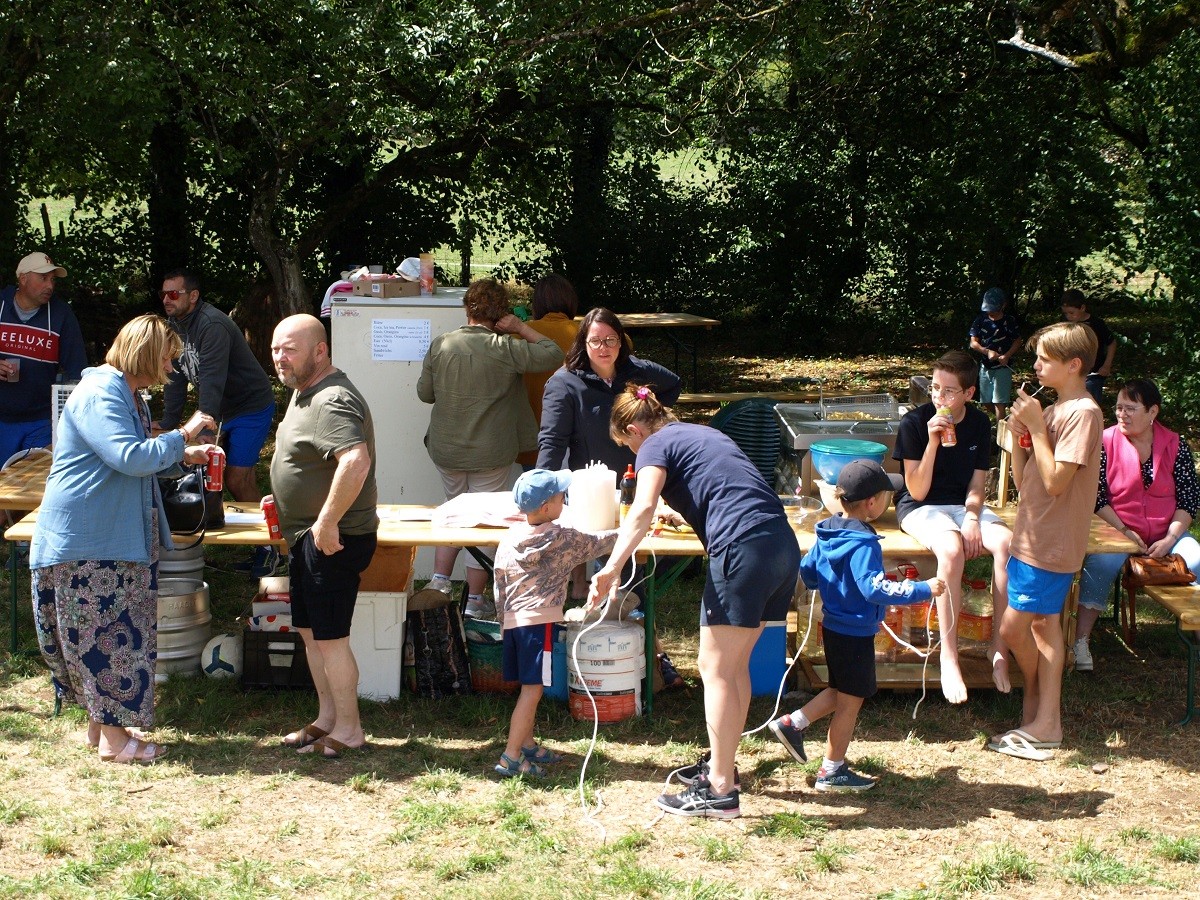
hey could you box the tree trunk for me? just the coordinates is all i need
[562,104,615,308]
[248,177,311,318]
[147,91,191,310]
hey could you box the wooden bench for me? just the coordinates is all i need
[675,391,820,405]
[1139,583,1200,725]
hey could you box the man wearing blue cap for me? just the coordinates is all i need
[491,468,619,778]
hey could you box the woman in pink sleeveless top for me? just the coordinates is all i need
[1075,379,1200,671]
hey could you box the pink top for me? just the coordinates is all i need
[1103,420,1180,545]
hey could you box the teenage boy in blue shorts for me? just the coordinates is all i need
[492,469,618,778]
[992,322,1102,760]
[768,460,945,792]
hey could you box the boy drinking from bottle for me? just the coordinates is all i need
[991,322,1102,761]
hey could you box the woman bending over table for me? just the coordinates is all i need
[1075,378,1200,671]
[590,385,800,819]
[31,315,216,764]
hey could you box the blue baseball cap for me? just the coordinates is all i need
[981,287,1007,313]
[513,469,573,513]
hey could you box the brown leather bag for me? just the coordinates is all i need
[1126,553,1195,586]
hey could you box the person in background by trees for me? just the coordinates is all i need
[968,287,1022,420]
[154,268,278,576]
[517,274,579,469]
[0,252,86,464]
[1061,289,1115,407]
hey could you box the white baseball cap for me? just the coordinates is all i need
[17,252,67,278]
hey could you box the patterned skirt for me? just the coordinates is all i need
[32,553,159,729]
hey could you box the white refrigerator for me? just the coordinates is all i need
[330,289,491,578]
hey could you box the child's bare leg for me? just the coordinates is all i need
[984,526,1013,693]
[1024,613,1064,742]
[825,693,865,762]
[503,684,543,760]
[930,531,967,703]
[999,607,1041,731]
[798,687,839,725]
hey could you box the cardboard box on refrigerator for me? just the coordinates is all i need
[351,279,425,298]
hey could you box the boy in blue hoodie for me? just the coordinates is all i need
[768,460,945,792]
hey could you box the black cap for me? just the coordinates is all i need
[837,459,905,503]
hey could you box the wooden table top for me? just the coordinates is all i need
[597,312,720,330]
[5,502,1137,560]
[0,450,52,511]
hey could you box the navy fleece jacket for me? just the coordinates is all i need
[801,514,932,637]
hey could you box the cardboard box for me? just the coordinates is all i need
[360,545,416,593]
[351,279,426,298]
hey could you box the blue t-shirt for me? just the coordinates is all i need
[635,421,784,555]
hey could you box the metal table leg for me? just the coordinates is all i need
[8,541,18,655]
[1176,622,1199,726]
[641,556,695,716]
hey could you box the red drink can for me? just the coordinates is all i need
[204,446,225,493]
[1019,432,1032,449]
[262,497,282,541]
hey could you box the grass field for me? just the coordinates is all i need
[3,538,1200,899]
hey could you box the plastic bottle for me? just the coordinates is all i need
[419,252,434,295]
[938,407,957,446]
[619,465,636,522]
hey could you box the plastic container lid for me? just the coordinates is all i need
[809,439,889,457]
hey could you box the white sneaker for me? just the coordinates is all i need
[427,575,452,595]
[465,598,496,620]
[1073,638,1094,672]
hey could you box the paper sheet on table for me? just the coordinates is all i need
[223,511,266,525]
[432,492,523,528]
[377,507,435,521]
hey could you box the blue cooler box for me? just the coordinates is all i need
[749,621,787,696]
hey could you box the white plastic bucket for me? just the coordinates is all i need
[566,622,645,722]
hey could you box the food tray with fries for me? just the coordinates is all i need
[818,393,900,422]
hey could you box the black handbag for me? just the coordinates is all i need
[159,464,225,536]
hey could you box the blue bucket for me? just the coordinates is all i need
[809,439,888,484]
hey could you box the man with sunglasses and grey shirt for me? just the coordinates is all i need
[154,268,276,573]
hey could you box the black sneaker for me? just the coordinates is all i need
[768,714,808,763]
[675,753,740,789]
[814,763,876,793]
[655,782,741,819]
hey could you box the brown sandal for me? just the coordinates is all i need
[298,735,370,758]
[281,725,329,749]
[100,737,168,765]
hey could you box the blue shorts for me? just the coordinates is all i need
[978,365,1013,404]
[1006,557,1073,615]
[502,623,554,686]
[222,402,275,468]
[0,419,51,467]
[702,519,801,627]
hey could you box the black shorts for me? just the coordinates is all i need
[822,628,877,700]
[701,519,801,627]
[288,530,378,640]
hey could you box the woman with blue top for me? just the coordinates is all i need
[590,384,801,820]
[31,315,216,765]
[1074,378,1200,671]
